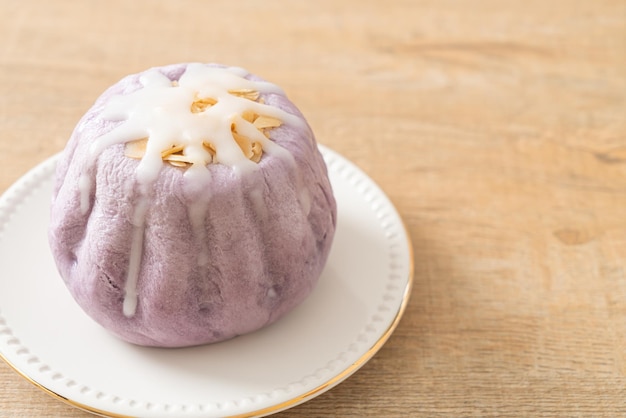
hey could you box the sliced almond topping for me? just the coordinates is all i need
[161,144,185,158]
[163,153,193,163]
[191,96,218,113]
[202,141,217,156]
[125,138,148,159]
[242,110,258,123]
[250,141,263,163]
[168,160,188,167]
[253,115,282,129]
[232,132,254,159]
[228,89,260,101]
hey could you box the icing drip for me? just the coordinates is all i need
[79,64,306,317]
[123,194,150,317]
[78,173,91,214]
[184,164,213,267]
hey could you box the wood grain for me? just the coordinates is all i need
[1,0,625,416]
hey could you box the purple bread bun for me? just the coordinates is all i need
[48,63,336,347]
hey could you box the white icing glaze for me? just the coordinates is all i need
[184,164,213,267]
[86,64,302,184]
[78,173,91,214]
[123,196,149,317]
[79,64,308,317]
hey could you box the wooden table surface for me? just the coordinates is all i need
[1,1,625,416]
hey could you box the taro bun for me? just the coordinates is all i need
[48,63,337,347]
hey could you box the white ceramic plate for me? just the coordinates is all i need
[0,146,413,418]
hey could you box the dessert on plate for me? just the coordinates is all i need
[48,63,336,347]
